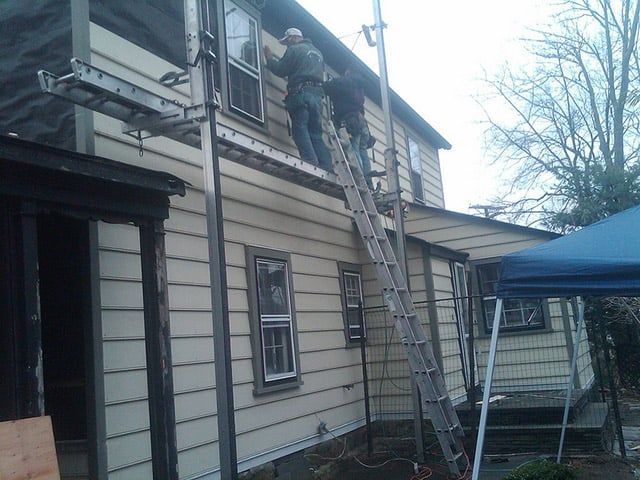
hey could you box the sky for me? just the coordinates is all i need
[297,0,551,213]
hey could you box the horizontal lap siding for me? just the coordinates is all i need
[475,300,571,391]
[566,302,595,387]
[91,22,383,479]
[405,213,549,261]
[430,257,466,400]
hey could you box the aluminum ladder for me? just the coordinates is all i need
[328,124,467,476]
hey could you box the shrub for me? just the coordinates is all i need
[502,459,576,480]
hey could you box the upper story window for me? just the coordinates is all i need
[407,136,425,203]
[246,246,302,394]
[224,0,264,122]
[477,263,545,333]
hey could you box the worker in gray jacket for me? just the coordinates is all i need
[264,28,332,170]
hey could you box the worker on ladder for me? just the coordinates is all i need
[264,28,333,171]
[323,66,377,189]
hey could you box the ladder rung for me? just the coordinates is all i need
[436,423,461,434]
[382,286,407,292]
[448,451,464,463]
[414,367,438,375]
[425,394,447,403]
[393,312,417,318]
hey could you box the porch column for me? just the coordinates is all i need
[18,201,44,418]
[140,219,179,480]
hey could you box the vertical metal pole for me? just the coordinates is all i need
[472,298,503,480]
[467,289,477,449]
[557,298,584,463]
[598,299,626,458]
[358,301,373,456]
[185,1,238,478]
[372,0,425,461]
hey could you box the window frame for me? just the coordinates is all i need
[471,258,551,336]
[219,0,268,126]
[337,262,365,345]
[405,134,425,204]
[246,246,302,395]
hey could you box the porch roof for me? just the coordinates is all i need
[0,134,186,221]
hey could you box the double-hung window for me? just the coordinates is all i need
[247,247,301,394]
[224,0,264,122]
[338,262,365,343]
[477,263,545,333]
[407,136,425,203]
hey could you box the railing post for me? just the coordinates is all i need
[358,301,373,457]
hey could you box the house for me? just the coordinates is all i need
[0,0,598,478]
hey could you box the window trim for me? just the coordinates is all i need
[405,133,425,204]
[337,262,365,346]
[219,0,269,127]
[471,258,552,337]
[246,246,302,395]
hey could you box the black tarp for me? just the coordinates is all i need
[0,1,74,149]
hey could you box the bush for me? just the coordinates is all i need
[502,459,576,480]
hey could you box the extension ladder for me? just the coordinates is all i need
[328,124,466,476]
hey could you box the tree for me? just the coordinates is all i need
[482,0,640,232]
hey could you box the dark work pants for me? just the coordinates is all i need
[286,89,332,170]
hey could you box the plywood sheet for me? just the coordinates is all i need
[0,416,60,480]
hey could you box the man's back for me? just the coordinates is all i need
[266,39,324,88]
[323,73,366,124]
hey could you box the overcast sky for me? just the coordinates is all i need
[297,0,551,213]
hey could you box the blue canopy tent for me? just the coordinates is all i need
[472,204,640,479]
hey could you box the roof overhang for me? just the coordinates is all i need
[0,135,186,222]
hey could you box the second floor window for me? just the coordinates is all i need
[407,136,425,203]
[224,0,264,122]
[477,262,545,333]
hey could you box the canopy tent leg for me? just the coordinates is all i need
[472,298,503,480]
[557,298,585,463]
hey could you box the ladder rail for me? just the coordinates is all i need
[328,123,467,475]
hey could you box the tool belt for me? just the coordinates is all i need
[287,80,323,95]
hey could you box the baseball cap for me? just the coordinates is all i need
[279,27,303,44]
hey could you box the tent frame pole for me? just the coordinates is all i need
[472,298,503,480]
[557,298,585,463]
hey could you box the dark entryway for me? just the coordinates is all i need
[38,214,91,476]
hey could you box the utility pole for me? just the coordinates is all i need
[185,1,238,478]
[371,0,425,463]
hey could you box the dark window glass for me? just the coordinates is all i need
[477,263,544,332]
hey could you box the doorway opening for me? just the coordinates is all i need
[38,214,91,476]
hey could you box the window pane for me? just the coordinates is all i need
[229,64,262,119]
[478,264,500,296]
[262,323,295,379]
[257,260,289,316]
[225,1,258,69]
[343,273,362,307]
[411,170,424,201]
[408,137,421,171]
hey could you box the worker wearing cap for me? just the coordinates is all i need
[264,28,332,170]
